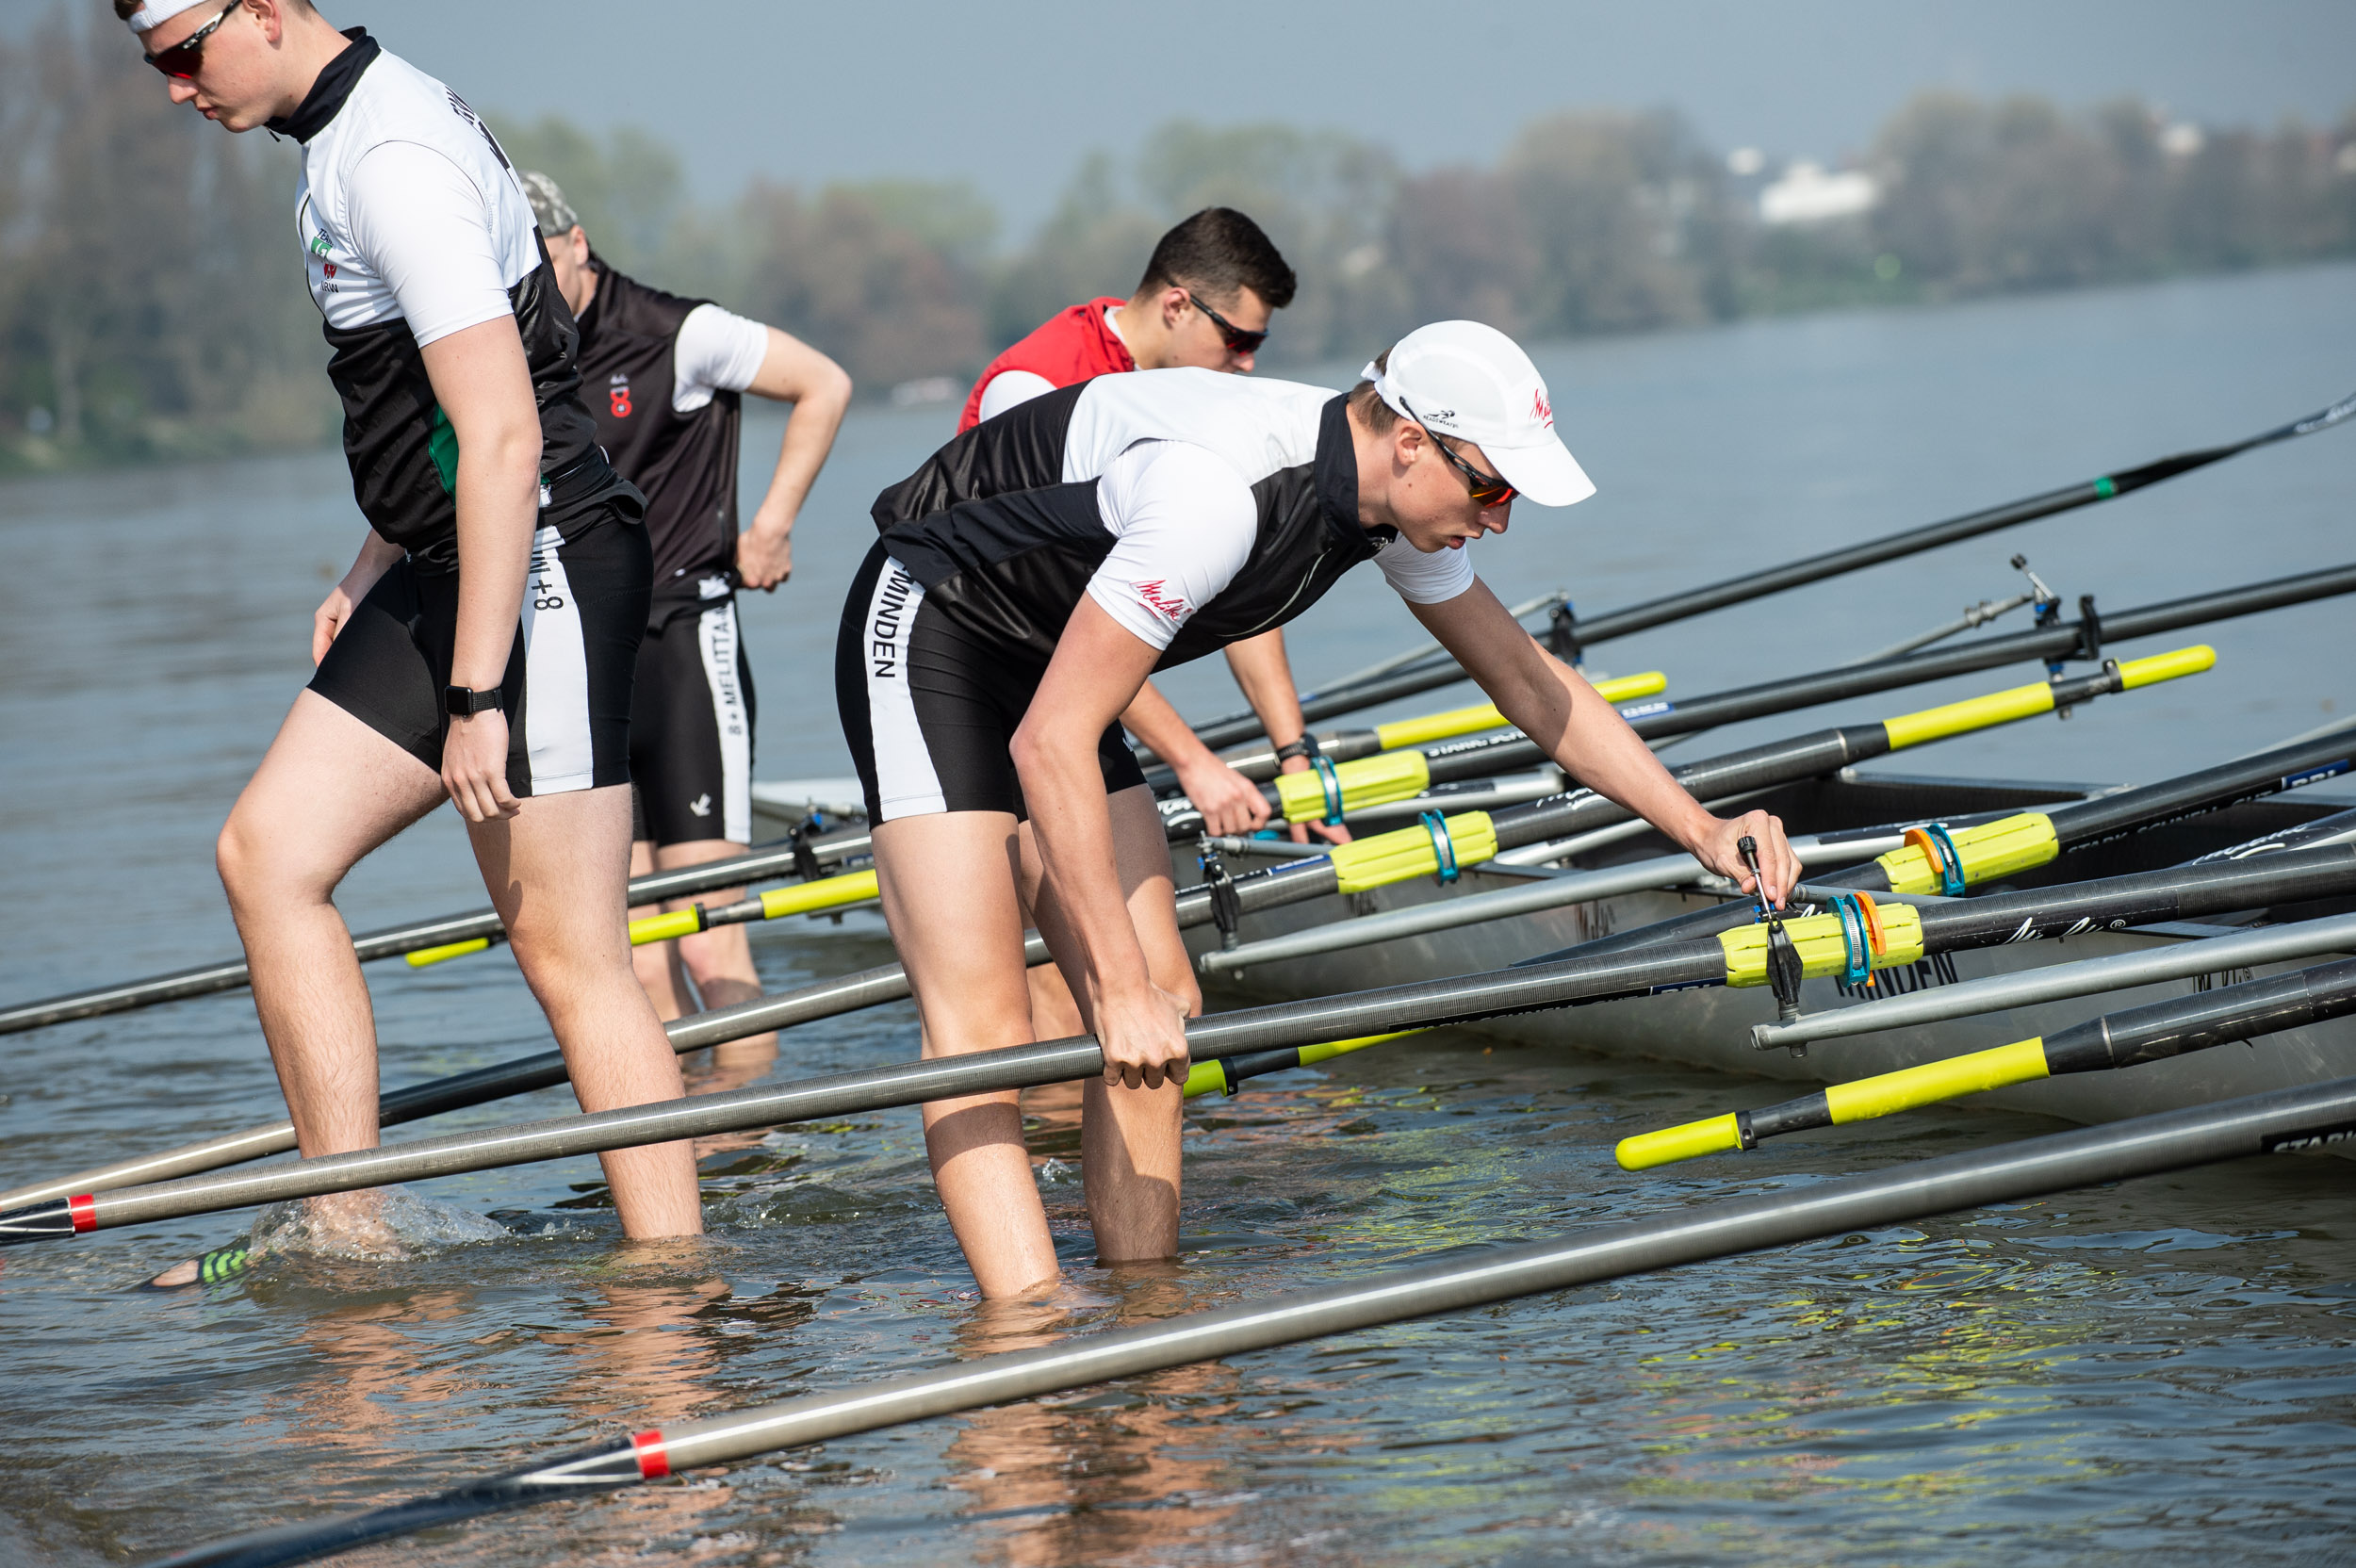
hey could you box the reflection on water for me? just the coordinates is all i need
[3,269,2355,1565]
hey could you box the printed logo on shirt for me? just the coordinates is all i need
[609,373,632,419]
[1532,389,1554,428]
[309,232,331,257]
[1135,580,1190,622]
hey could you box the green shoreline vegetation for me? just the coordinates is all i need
[3,14,2352,476]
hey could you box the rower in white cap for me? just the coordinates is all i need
[837,319,1805,1298]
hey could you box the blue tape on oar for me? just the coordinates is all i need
[1419,809,1461,883]
[1313,755,1345,825]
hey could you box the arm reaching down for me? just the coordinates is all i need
[1413,579,1801,905]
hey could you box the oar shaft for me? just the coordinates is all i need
[14,848,2353,1244]
[0,830,874,1036]
[1750,910,2356,1054]
[150,1076,2356,1568]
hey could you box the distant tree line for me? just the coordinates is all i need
[4,9,2353,470]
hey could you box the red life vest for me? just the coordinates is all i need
[958,296,1137,433]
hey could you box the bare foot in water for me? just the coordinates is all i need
[144,1189,401,1289]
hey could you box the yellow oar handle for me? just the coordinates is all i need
[1616,1113,1744,1171]
[1273,750,1432,824]
[1719,902,1924,986]
[1823,1037,2051,1123]
[758,870,880,922]
[2118,645,2217,688]
[1874,811,2059,895]
[405,936,493,969]
[1616,1037,2053,1171]
[1329,810,1499,894]
[1370,671,1666,750]
[1880,645,2214,750]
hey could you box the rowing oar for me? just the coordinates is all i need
[1174,549,2356,830]
[8,555,2336,1038]
[1537,723,2356,964]
[402,868,880,970]
[0,825,875,1036]
[0,655,2112,1208]
[1186,388,2356,748]
[136,1076,2356,1568]
[1747,822,2356,1055]
[1139,670,1666,793]
[1197,647,2212,972]
[0,645,2262,1209]
[6,846,2349,1250]
[1619,956,2356,1169]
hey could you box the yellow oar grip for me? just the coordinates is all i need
[760,870,880,921]
[1367,672,1667,751]
[1720,902,1925,987]
[1616,1113,1744,1171]
[1881,679,2059,750]
[1824,1037,2051,1124]
[629,908,705,946]
[1329,811,1498,894]
[405,936,492,969]
[1874,811,2059,895]
[2118,644,2216,688]
[1274,750,1432,823]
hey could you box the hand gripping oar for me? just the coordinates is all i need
[1619,957,2356,1169]
[7,846,2352,1250]
[1185,388,2356,748]
[1531,722,2356,965]
[137,1075,2356,1568]
[0,825,875,1036]
[1197,649,2212,972]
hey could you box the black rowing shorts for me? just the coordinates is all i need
[629,587,757,846]
[309,509,647,797]
[835,543,1145,823]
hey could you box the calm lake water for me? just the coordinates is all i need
[2,265,2353,1565]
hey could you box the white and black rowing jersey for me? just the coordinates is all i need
[870,368,1474,671]
[839,368,1477,823]
[273,31,633,572]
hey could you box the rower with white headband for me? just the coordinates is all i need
[834,318,1804,1299]
[115,0,706,1286]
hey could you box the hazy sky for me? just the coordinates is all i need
[51,0,2356,233]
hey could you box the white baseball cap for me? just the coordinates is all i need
[1361,321,1595,508]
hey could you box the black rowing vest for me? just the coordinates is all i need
[870,377,1382,672]
[575,261,744,621]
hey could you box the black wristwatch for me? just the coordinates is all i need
[1273,734,1323,763]
[444,685,502,717]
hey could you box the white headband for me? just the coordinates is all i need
[124,0,210,33]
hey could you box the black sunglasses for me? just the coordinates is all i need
[143,0,242,78]
[1186,291,1268,356]
[1399,397,1517,509]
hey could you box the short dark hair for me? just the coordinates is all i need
[1136,207,1297,312]
[1349,347,1399,435]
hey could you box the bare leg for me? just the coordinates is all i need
[872,810,1058,1298]
[655,838,777,1065]
[472,785,703,1239]
[1023,949,1088,1041]
[628,839,697,1023]
[216,692,448,1161]
[1020,786,1197,1265]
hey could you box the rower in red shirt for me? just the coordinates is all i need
[964,209,1341,852]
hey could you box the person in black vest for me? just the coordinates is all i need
[524,172,851,1048]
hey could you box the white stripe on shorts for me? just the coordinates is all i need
[696,597,753,843]
[863,556,946,819]
[519,524,597,793]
